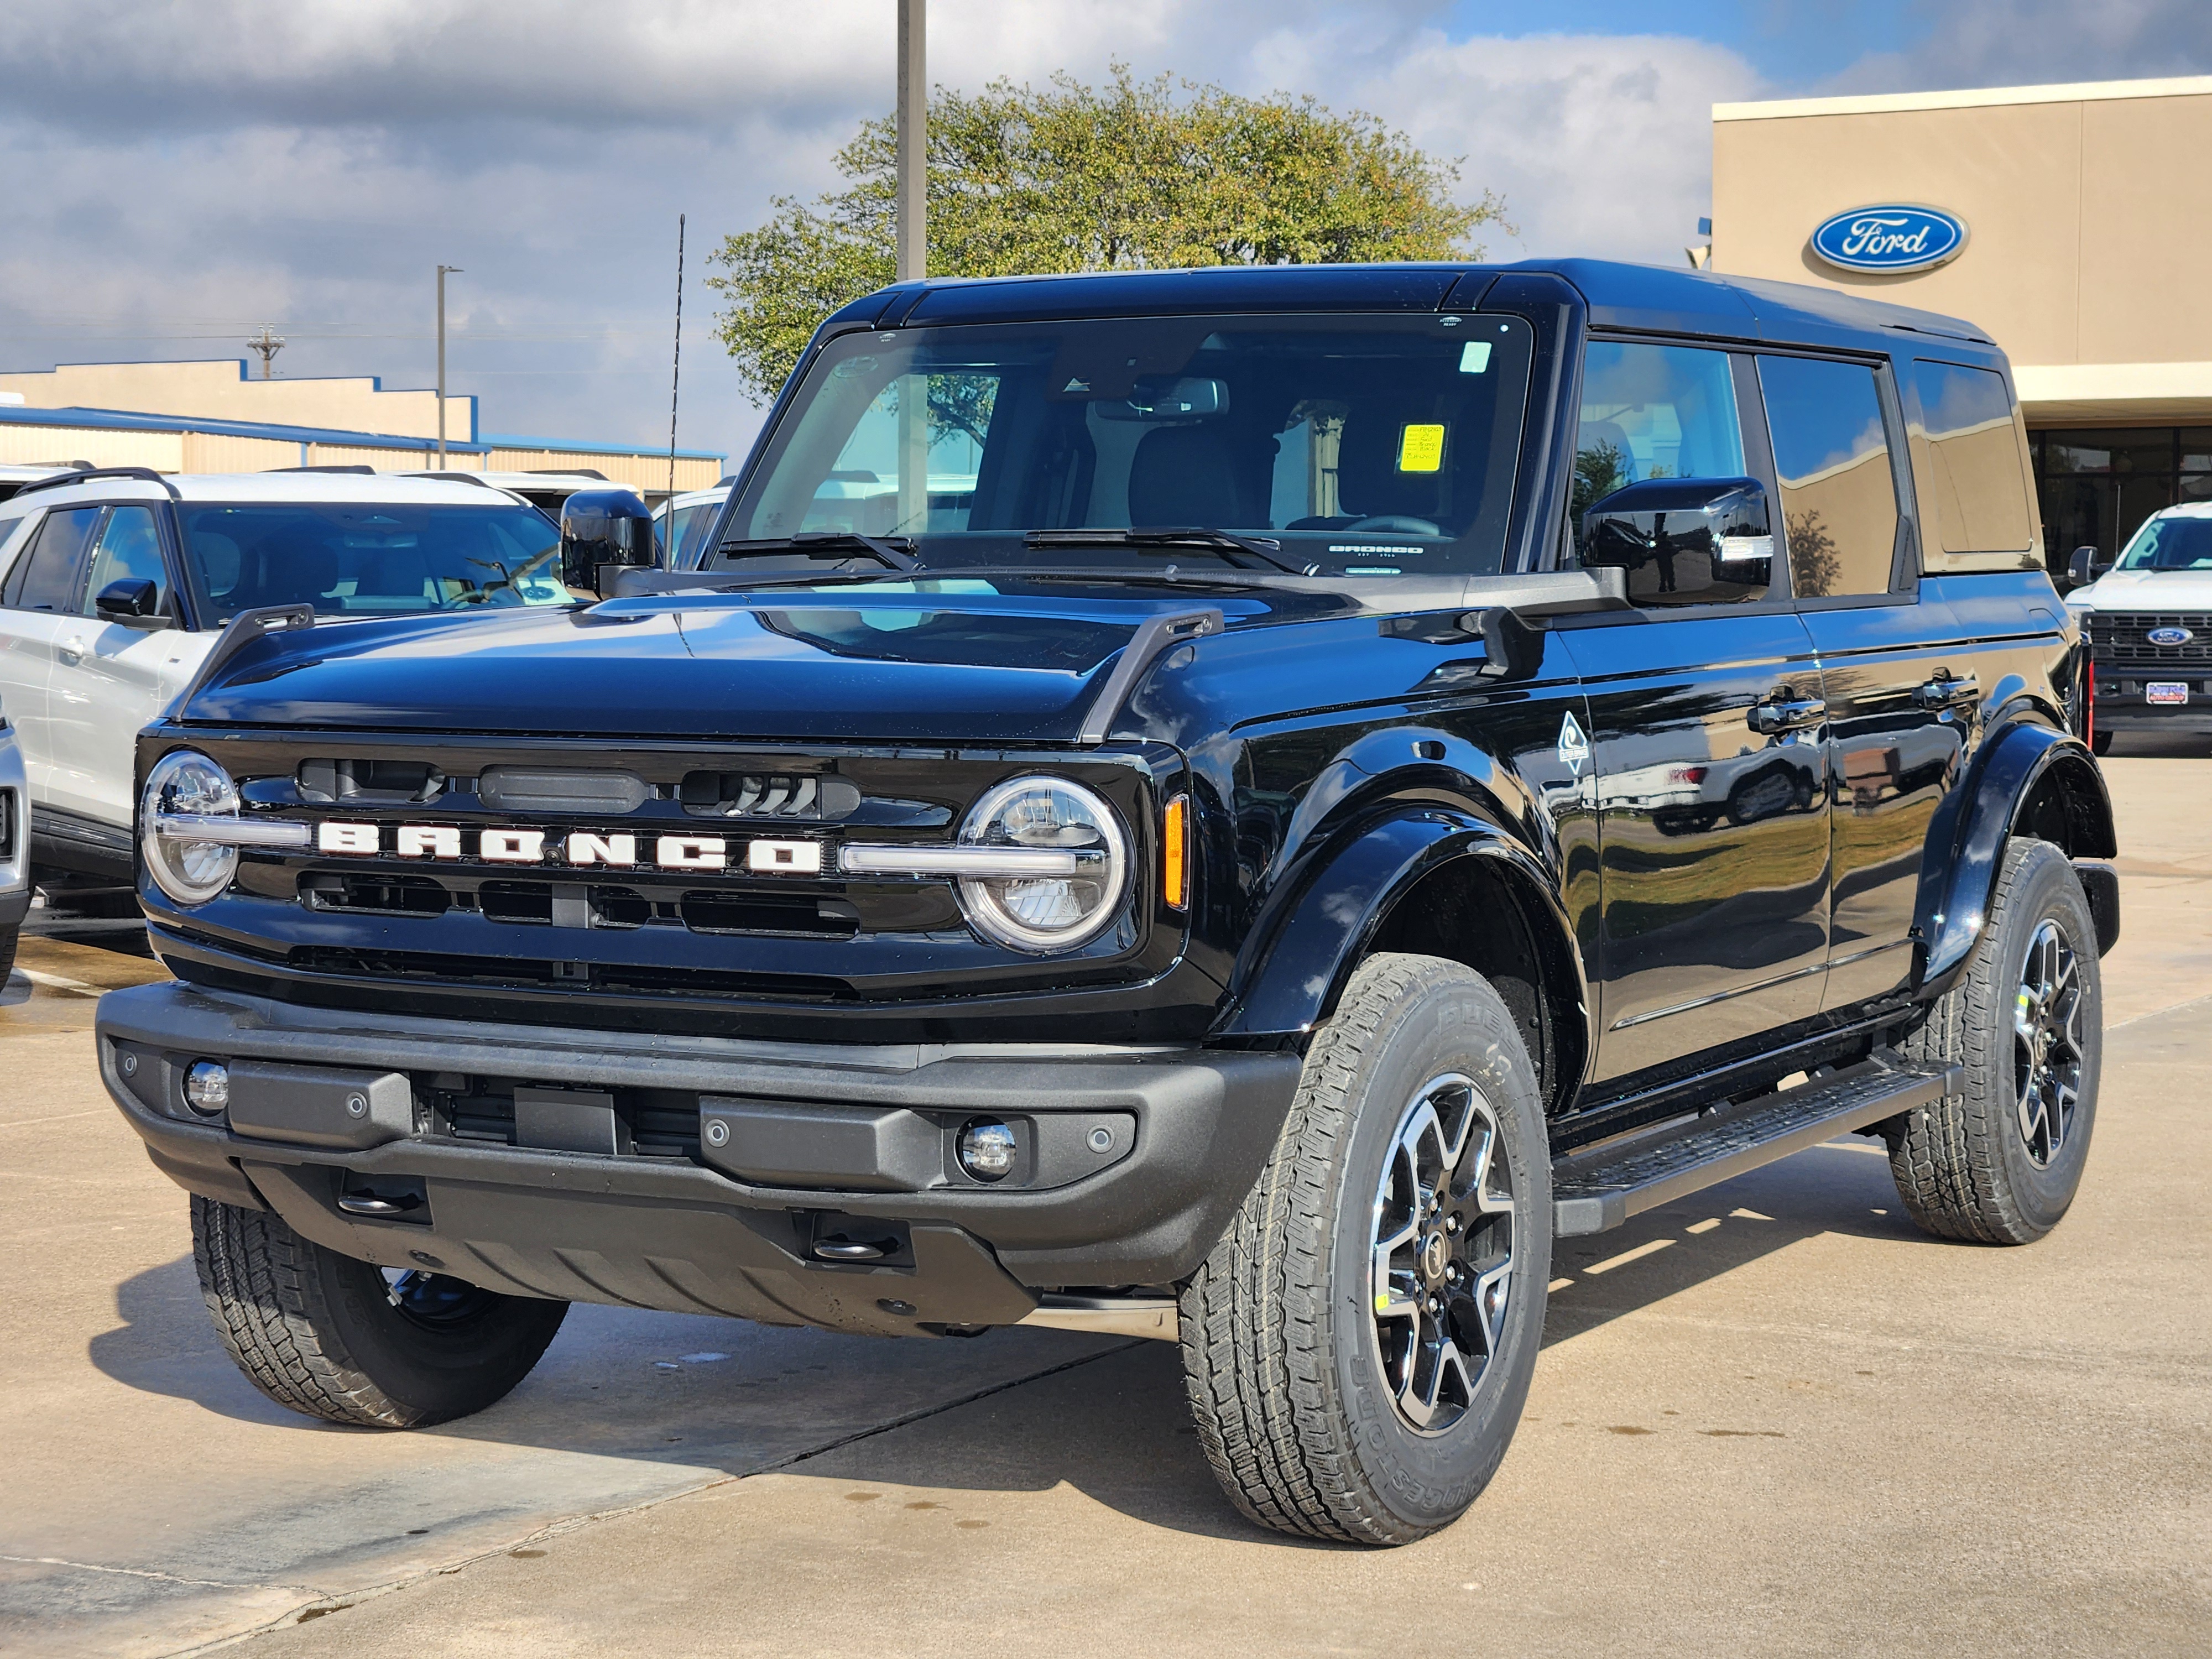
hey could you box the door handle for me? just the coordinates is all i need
[1747,694,1827,735]
[58,635,85,663]
[1913,673,1980,709]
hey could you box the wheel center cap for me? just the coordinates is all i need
[1419,1230,1451,1284]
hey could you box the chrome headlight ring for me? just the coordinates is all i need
[141,750,244,906]
[952,775,1130,954]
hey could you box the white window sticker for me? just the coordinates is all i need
[395,825,461,859]
[317,822,381,855]
[656,835,727,871]
[566,832,638,866]
[481,829,546,863]
[1458,341,1493,374]
[746,839,823,875]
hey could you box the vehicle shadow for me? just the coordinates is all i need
[85,1138,1927,1546]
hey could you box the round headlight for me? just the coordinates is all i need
[956,776,1130,953]
[141,749,241,906]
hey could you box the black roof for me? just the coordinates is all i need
[825,257,1995,359]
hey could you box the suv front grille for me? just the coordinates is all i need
[285,944,849,1001]
[298,872,872,937]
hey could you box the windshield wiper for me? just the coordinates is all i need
[1025,526,1313,575]
[713,531,919,572]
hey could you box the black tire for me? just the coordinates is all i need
[1886,838,2102,1244]
[190,1196,568,1427]
[1180,953,1550,1545]
[2090,728,2115,757]
[0,923,17,985]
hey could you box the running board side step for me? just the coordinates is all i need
[1550,1051,1959,1238]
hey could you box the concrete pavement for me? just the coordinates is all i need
[3,755,2208,1657]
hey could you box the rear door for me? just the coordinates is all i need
[1757,353,1968,1009]
[44,503,200,828]
[0,504,103,808]
[1559,339,1832,1084]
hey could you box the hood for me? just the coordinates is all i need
[176,586,1324,744]
[2073,568,2212,611]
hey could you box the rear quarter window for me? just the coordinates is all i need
[1910,359,2041,573]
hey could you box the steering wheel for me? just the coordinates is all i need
[1340,515,1441,536]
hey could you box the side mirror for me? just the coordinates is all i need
[2066,545,2111,589]
[93,576,165,624]
[1580,477,1772,606]
[559,487,656,595]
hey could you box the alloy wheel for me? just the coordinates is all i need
[1369,1073,1515,1434]
[2013,917,2085,1168]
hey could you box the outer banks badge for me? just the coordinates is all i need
[1557,709,1590,775]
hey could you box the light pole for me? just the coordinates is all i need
[895,0,926,530]
[896,0,925,281]
[436,264,462,466]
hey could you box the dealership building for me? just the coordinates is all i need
[1710,74,2212,571]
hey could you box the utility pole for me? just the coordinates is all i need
[895,0,927,532]
[246,325,285,379]
[896,0,926,281]
[436,264,462,465]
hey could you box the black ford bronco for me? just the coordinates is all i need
[100,260,2118,1545]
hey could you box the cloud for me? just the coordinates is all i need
[0,1,1760,458]
[1828,0,2212,93]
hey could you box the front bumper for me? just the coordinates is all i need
[2095,674,2212,735]
[96,982,1300,1337]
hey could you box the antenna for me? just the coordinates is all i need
[246,325,286,379]
[667,212,685,504]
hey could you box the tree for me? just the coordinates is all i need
[709,65,1510,404]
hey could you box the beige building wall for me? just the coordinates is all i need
[484,447,723,495]
[1712,77,2212,424]
[0,359,456,439]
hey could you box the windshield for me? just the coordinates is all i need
[178,503,573,622]
[2114,513,2212,571]
[723,312,1535,578]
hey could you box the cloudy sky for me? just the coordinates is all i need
[2,0,2207,467]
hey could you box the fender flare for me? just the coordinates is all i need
[1914,718,2116,991]
[1217,807,1592,1070]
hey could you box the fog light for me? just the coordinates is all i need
[184,1060,230,1118]
[957,1118,1018,1182]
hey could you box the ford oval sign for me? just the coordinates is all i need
[1809,205,1969,275]
[2148,626,2195,646]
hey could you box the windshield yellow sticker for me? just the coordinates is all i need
[1398,423,1446,473]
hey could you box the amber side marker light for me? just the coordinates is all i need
[1162,794,1189,910]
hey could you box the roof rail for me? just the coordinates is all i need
[405,470,504,489]
[523,467,607,479]
[269,464,375,474]
[12,465,181,502]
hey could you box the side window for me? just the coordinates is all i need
[81,505,170,617]
[2,506,102,612]
[1911,359,2033,560]
[1573,341,1761,606]
[1759,356,1902,599]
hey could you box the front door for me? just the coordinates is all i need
[44,503,198,827]
[1563,339,1832,1084]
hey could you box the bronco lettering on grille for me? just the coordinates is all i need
[314,822,821,873]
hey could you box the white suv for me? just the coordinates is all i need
[0,467,579,885]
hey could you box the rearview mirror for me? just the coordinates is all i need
[1580,476,1772,606]
[2066,545,2112,589]
[93,576,165,625]
[560,488,656,594]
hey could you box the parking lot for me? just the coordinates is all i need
[6,741,2209,1658]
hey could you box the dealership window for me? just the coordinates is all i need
[2033,427,2212,570]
